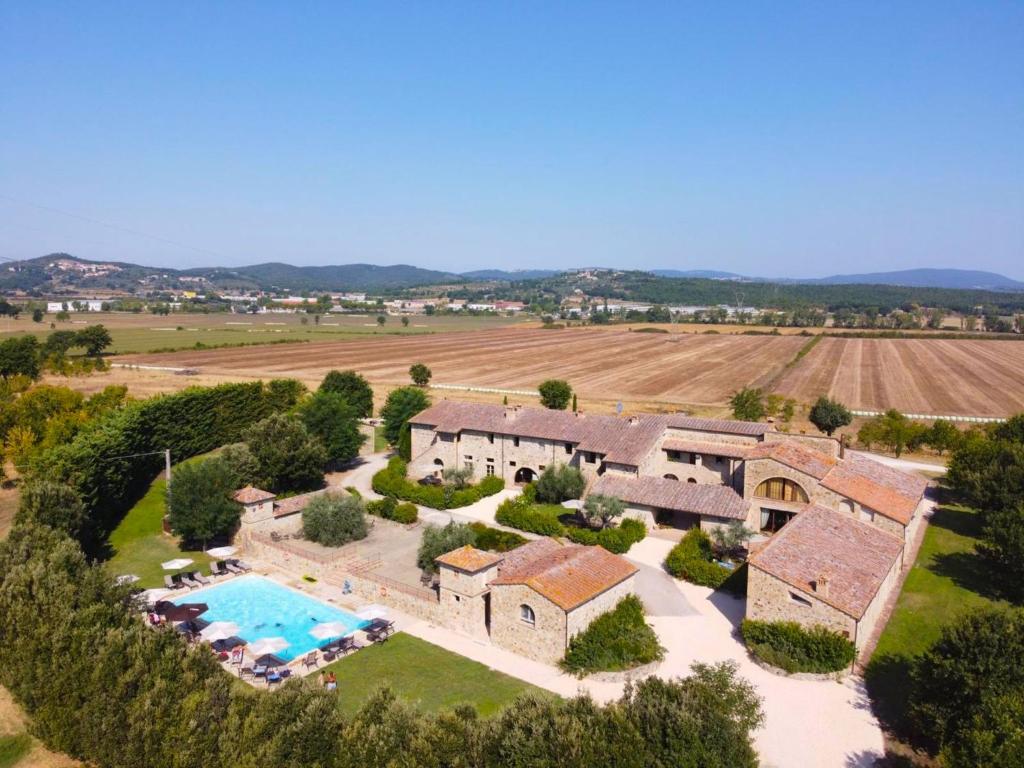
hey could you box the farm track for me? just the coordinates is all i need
[121,329,1024,416]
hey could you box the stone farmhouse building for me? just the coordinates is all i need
[435,538,638,663]
[410,400,929,653]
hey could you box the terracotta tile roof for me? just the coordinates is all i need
[409,401,669,466]
[233,485,276,504]
[664,415,774,436]
[489,539,638,611]
[435,545,503,573]
[746,441,837,480]
[272,490,325,518]
[661,439,751,460]
[820,453,928,526]
[748,505,904,619]
[591,474,748,520]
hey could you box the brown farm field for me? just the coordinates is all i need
[771,337,1024,417]
[113,327,1024,418]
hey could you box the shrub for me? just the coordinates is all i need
[391,502,418,524]
[495,497,566,536]
[166,456,243,547]
[301,493,368,546]
[15,480,86,539]
[468,522,527,552]
[665,528,732,588]
[417,521,476,572]
[371,456,503,509]
[740,620,856,674]
[565,518,646,554]
[561,595,665,676]
[366,495,419,524]
[534,464,585,503]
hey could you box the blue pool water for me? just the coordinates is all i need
[175,575,367,661]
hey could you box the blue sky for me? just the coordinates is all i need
[2,2,1022,277]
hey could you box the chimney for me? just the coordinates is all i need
[839,434,847,459]
[574,410,585,418]
[628,415,640,425]
[503,407,515,420]
[813,575,830,598]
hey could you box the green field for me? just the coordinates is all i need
[105,458,215,588]
[866,502,1007,739]
[0,312,527,354]
[0,734,31,768]
[318,632,545,716]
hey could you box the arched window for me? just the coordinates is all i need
[433,458,444,467]
[519,604,536,626]
[755,477,808,503]
[687,478,697,484]
[663,474,678,481]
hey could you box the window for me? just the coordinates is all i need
[433,458,444,467]
[513,436,520,447]
[486,464,495,476]
[464,461,474,473]
[464,454,473,460]
[519,604,536,626]
[539,464,546,471]
[754,477,809,503]
[687,478,697,484]
[585,452,597,464]
[663,474,678,481]
[488,433,495,444]
[714,455,724,465]
[509,461,517,467]
[667,449,682,463]
[760,508,797,533]
[688,453,697,465]
[789,591,812,608]
[564,442,573,454]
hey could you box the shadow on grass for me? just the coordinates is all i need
[925,506,1014,602]
[927,504,982,538]
[864,653,917,745]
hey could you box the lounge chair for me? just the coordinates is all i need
[338,636,363,655]
[179,573,202,589]
[266,670,283,687]
[239,664,254,680]
[210,561,229,576]
[164,575,182,590]
[190,571,211,585]
[252,664,268,680]
[302,651,318,670]
[231,559,253,572]
[224,561,244,574]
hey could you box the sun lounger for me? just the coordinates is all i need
[164,575,182,590]
[338,636,363,654]
[231,559,253,572]
[266,670,282,687]
[210,561,230,576]
[179,573,202,589]
[302,651,318,670]
[224,561,244,574]
[252,664,267,679]
[190,571,211,585]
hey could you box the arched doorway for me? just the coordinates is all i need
[687,478,697,483]
[514,467,536,485]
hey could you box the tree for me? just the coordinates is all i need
[55,309,70,321]
[927,419,961,455]
[409,363,432,387]
[75,325,112,356]
[442,466,472,489]
[909,608,1024,756]
[166,457,242,547]
[538,379,573,410]
[31,308,44,323]
[376,314,386,327]
[417,521,476,572]
[709,521,754,558]
[857,409,926,457]
[301,493,368,546]
[581,494,625,529]
[264,378,307,410]
[572,393,578,412]
[219,442,260,487]
[297,390,365,465]
[0,336,41,379]
[729,387,765,421]
[41,330,79,360]
[15,480,86,538]
[535,464,586,503]
[401,316,410,327]
[242,413,327,492]
[380,386,430,447]
[319,370,373,418]
[808,396,852,436]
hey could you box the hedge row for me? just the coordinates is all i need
[664,528,733,588]
[0,523,764,768]
[35,380,301,549]
[740,619,856,673]
[495,495,647,554]
[371,457,504,509]
[561,595,665,676]
[365,496,419,524]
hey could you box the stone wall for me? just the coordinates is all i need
[565,577,637,641]
[746,565,856,640]
[854,551,903,652]
[489,584,568,664]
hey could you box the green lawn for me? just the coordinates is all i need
[866,503,1007,737]
[105,466,213,589]
[318,632,545,716]
[0,735,31,768]
[373,426,390,453]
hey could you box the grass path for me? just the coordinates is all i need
[318,632,545,716]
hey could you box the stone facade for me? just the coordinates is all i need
[488,583,569,664]
[747,565,857,640]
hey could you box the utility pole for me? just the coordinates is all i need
[165,449,172,503]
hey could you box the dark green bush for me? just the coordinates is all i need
[665,528,732,588]
[366,495,418,524]
[391,502,418,524]
[561,595,664,676]
[534,464,585,503]
[371,456,503,509]
[301,493,368,547]
[495,497,566,536]
[565,518,646,554]
[468,522,527,552]
[741,619,856,673]
[417,521,476,572]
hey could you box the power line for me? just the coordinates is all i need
[0,193,224,259]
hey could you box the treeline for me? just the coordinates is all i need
[0,522,765,768]
[0,325,113,380]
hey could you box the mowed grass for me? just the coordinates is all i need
[866,502,1007,737]
[0,313,526,354]
[0,735,31,768]
[319,632,544,716]
[105,470,213,588]
[373,425,390,452]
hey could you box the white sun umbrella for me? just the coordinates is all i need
[205,545,237,558]
[310,621,350,640]
[356,604,388,621]
[115,574,140,585]
[161,558,194,571]
[247,637,289,657]
[201,621,241,642]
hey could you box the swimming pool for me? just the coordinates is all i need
[174,575,367,661]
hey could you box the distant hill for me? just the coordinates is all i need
[460,269,559,281]
[807,268,1024,291]
[197,262,461,291]
[650,269,745,280]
